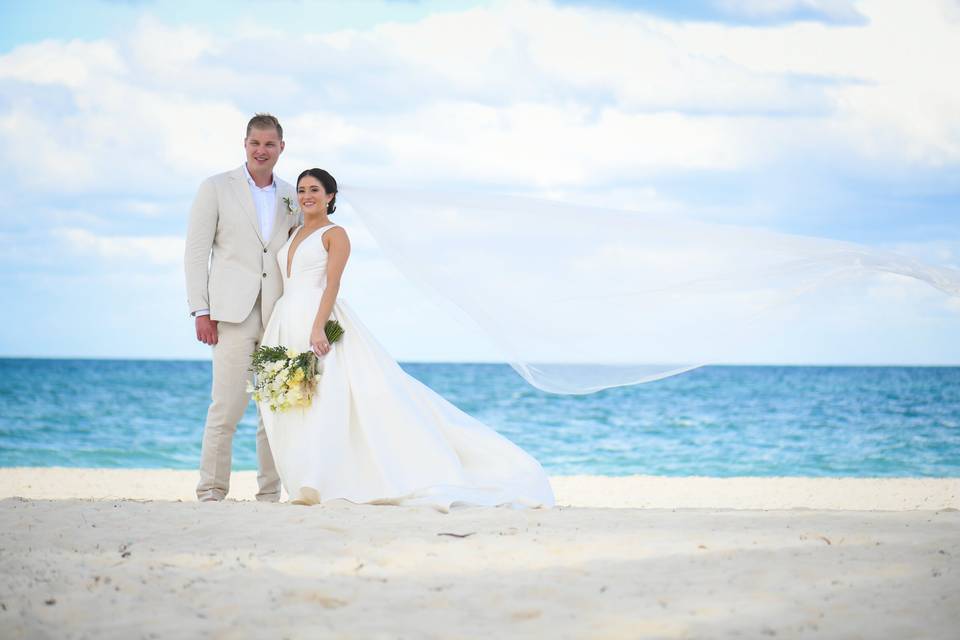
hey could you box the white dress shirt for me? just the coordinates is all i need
[193,164,277,318]
[244,162,277,241]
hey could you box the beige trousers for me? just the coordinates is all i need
[196,298,281,501]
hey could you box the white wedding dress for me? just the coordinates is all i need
[257,223,555,511]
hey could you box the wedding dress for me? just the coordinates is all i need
[258,223,555,511]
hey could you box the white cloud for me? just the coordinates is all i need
[54,228,183,267]
[886,240,960,270]
[0,38,125,88]
[1,0,958,195]
[664,0,960,165]
[342,102,746,187]
[714,0,864,22]
[0,0,957,362]
[131,18,218,76]
[118,200,168,218]
[0,107,99,188]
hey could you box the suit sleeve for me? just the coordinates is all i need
[184,177,218,314]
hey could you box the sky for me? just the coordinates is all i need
[0,0,958,363]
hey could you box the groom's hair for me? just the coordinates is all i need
[246,113,283,140]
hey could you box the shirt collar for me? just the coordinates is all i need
[243,162,276,190]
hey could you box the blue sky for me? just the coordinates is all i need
[0,0,483,50]
[0,0,865,51]
[0,0,958,363]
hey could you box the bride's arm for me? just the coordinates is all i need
[310,227,351,356]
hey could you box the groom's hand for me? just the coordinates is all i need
[196,315,219,346]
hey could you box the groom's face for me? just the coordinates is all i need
[244,126,284,173]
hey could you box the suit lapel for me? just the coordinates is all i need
[229,166,264,244]
[268,188,289,246]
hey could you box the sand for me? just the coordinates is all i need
[1,469,958,639]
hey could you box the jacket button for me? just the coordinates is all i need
[263,248,268,253]
[262,272,267,278]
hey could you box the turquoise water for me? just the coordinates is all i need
[0,359,958,476]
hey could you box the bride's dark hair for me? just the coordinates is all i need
[297,168,338,214]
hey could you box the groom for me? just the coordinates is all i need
[184,113,300,502]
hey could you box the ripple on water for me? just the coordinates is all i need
[0,360,958,476]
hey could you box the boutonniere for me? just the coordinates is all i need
[282,196,300,216]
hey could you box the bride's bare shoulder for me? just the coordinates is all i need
[326,225,348,239]
[323,225,350,251]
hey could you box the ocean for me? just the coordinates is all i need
[1,359,958,477]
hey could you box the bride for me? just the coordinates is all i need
[257,168,555,511]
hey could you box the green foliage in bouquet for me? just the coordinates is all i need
[247,320,345,412]
[248,346,318,412]
[325,319,345,344]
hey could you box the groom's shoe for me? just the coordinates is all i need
[198,491,226,502]
[255,493,280,503]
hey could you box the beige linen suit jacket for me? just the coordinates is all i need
[184,165,300,325]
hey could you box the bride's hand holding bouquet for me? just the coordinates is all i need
[249,320,345,413]
[310,323,330,357]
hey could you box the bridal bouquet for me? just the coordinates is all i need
[248,320,345,412]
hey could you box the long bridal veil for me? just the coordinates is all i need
[342,187,960,394]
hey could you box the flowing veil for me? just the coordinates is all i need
[342,187,960,394]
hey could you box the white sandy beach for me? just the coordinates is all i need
[1,469,958,639]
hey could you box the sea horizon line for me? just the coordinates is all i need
[1,356,958,368]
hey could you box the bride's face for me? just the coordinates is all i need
[297,176,333,215]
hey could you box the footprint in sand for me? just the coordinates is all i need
[511,609,542,621]
[290,590,348,609]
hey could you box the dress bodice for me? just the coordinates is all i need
[277,223,338,292]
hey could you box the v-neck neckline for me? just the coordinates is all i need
[286,223,335,278]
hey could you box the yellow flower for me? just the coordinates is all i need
[285,348,298,359]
